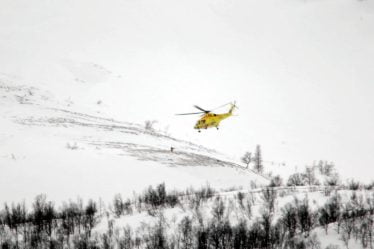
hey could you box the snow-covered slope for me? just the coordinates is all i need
[1,0,374,182]
[0,77,268,204]
[1,0,374,205]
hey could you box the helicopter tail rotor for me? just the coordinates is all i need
[232,101,239,110]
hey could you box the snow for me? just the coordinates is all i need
[1,0,374,246]
[0,79,268,205]
[1,0,374,182]
[314,225,365,249]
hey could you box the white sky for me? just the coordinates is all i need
[1,0,374,182]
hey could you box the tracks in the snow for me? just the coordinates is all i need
[2,81,264,177]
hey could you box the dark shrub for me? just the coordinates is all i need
[269,175,283,187]
[287,173,306,186]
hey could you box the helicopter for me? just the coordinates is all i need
[176,102,238,132]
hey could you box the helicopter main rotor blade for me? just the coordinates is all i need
[209,102,231,111]
[175,111,205,116]
[193,105,210,113]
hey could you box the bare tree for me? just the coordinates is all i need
[84,199,98,238]
[281,203,298,238]
[113,194,125,218]
[178,216,193,249]
[261,188,277,213]
[145,120,157,131]
[253,145,264,173]
[241,152,252,168]
[305,166,318,185]
[295,197,315,236]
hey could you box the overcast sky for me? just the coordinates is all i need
[1,0,374,181]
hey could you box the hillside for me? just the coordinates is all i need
[1,0,374,248]
[2,77,372,249]
[0,77,268,205]
[0,0,373,181]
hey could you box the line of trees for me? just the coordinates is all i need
[2,184,374,249]
[0,194,98,249]
[114,188,374,249]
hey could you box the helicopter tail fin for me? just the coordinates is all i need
[228,101,238,114]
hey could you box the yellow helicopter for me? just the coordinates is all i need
[176,102,238,132]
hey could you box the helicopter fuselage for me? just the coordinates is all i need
[194,112,232,130]
[176,102,236,131]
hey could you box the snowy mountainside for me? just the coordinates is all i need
[0,0,374,181]
[0,77,268,204]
